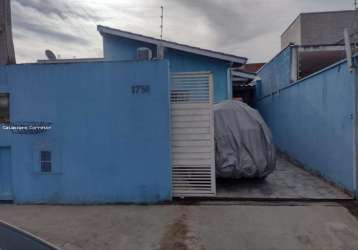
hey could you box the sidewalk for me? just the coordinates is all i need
[0,203,358,250]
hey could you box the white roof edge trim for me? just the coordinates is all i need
[37,58,104,64]
[231,71,256,80]
[98,26,247,64]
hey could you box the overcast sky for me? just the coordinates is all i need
[11,0,354,63]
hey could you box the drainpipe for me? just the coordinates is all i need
[344,28,357,199]
[344,29,358,200]
[227,67,232,99]
[352,64,358,199]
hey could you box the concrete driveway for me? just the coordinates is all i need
[216,156,351,200]
[0,203,358,250]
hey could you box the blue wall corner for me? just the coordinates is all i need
[257,52,355,192]
[0,60,172,204]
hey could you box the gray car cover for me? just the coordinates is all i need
[214,100,276,178]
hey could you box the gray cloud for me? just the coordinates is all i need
[170,0,272,46]
[11,0,100,61]
[9,0,355,63]
[163,0,354,61]
[14,0,100,21]
[13,19,90,45]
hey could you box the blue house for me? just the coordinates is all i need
[0,26,248,204]
[97,25,247,103]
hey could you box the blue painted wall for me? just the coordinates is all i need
[0,60,171,203]
[256,47,292,99]
[102,34,232,103]
[103,35,158,61]
[0,147,12,200]
[257,48,355,192]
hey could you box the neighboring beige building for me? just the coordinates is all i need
[281,10,356,49]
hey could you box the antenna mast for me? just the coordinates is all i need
[160,6,164,40]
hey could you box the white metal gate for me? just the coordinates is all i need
[171,72,216,197]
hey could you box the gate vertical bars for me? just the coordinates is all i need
[171,71,216,197]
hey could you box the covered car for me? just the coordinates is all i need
[214,100,276,179]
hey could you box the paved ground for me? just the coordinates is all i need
[216,157,351,199]
[0,203,358,250]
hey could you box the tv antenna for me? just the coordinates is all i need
[45,50,57,60]
[160,5,164,40]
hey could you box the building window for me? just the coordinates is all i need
[40,151,52,173]
[0,93,9,123]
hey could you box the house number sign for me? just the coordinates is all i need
[131,85,150,94]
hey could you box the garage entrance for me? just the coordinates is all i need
[171,72,216,197]
[216,156,351,200]
[170,73,351,201]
